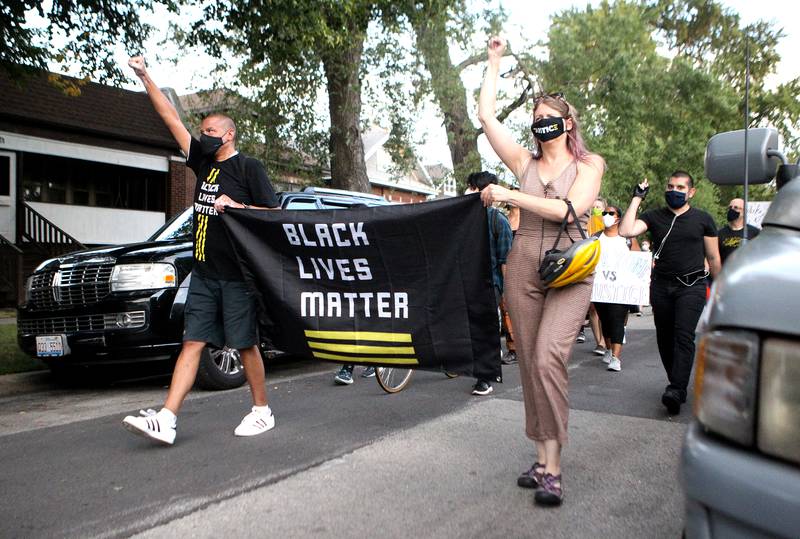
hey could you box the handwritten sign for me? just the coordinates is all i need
[591,250,652,306]
[746,201,770,229]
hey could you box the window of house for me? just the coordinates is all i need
[0,155,9,197]
[21,152,166,212]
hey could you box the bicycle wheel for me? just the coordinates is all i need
[375,366,414,393]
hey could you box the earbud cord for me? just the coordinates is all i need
[653,213,678,262]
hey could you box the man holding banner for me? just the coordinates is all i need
[121,57,280,445]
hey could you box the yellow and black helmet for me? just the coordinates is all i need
[539,236,601,288]
[538,200,602,289]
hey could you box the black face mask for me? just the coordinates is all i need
[531,117,566,142]
[199,133,225,156]
[727,208,741,222]
[665,190,687,209]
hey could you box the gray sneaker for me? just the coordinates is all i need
[602,350,612,364]
[607,356,621,372]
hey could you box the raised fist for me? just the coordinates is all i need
[487,36,507,64]
[128,56,147,78]
[633,178,650,199]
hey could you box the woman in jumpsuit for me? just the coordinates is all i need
[477,36,605,506]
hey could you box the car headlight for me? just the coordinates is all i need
[758,338,800,465]
[24,275,34,302]
[110,263,177,292]
[694,330,759,446]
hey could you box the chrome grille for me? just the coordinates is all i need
[18,311,146,335]
[27,263,114,310]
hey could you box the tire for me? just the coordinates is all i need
[375,366,414,394]
[196,345,247,390]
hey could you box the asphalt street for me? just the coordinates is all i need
[0,312,690,538]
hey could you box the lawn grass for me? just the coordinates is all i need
[0,324,45,375]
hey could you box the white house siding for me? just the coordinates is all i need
[29,202,165,245]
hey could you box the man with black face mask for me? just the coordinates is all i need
[717,198,760,264]
[619,171,721,415]
[121,56,280,445]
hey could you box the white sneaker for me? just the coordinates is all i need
[593,346,607,356]
[234,407,275,437]
[602,350,612,364]
[607,357,621,372]
[123,409,176,445]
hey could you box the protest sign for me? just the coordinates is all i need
[746,201,770,229]
[591,250,652,306]
[222,194,502,382]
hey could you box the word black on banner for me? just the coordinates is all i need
[221,195,501,382]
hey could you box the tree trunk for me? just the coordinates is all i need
[322,24,371,193]
[413,13,481,191]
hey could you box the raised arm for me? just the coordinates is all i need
[478,37,531,180]
[619,179,650,238]
[128,56,191,156]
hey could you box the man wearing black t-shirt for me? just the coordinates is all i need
[619,171,721,415]
[122,56,280,445]
[718,198,760,264]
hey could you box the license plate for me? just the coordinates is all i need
[36,335,68,358]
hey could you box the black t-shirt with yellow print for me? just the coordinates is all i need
[186,137,279,281]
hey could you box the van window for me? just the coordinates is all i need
[284,197,319,210]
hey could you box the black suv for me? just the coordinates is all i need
[17,187,391,389]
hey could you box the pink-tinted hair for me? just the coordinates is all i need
[532,95,591,162]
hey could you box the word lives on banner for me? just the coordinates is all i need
[591,250,653,306]
[221,195,502,382]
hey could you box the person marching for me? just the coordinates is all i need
[619,174,721,415]
[478,36,605,506]
[592,205,631,372]
[465,171,513,395]
[122,57,280,445]
[718,197,760,264]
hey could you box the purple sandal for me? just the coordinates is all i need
[517,462,545,489]
[534,473,563,506]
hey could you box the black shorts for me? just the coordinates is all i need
[183,274,258,349]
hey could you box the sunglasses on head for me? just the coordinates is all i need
[602,211,617,216]
[534,92,565,102]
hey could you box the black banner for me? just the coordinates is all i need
[222,194,501,382]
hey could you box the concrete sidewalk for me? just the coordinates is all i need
[136,397,686,539]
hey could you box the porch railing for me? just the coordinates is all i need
[21,202,86,252]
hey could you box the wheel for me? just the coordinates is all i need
[375,366,414,393]
[196,345,247,390]
[444,371,459,379]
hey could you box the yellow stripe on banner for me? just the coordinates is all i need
[303,330,412,343]
[308,342,415,354]
[312,351,419,365]
[206,168,219,183]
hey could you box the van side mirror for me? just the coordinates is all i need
[704,128,780,185]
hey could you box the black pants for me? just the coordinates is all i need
[594,302,628,344]
[650,277,707,399]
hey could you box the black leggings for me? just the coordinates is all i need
[593,302,629,344]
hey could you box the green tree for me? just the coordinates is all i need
[393,1,537,191]
[0,0,166,85]
[185,0,406,193]
[536,0,798,223]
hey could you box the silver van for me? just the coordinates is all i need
[682,128,800,538]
